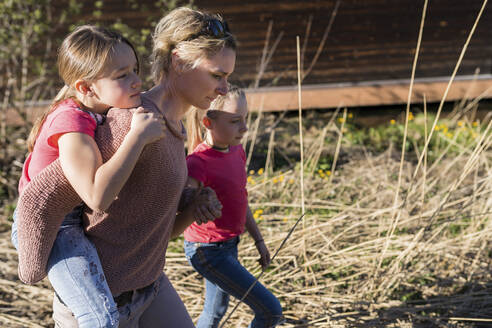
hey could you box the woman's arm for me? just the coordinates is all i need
[171,176,222,239]
[58,109,165,211]
[245,205,270,270]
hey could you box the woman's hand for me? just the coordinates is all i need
[192,185,222,225]
[129,107,166,145]
[255,240,271,270]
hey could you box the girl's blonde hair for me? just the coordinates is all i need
[187,85,246,151]
[27,25,139,152]
[151,7,237,83]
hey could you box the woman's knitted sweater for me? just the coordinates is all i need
[16,94,187,295]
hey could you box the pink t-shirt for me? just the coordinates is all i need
[184,143,248,243]
[18,98,99,194]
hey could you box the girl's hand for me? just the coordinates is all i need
[255,240,271,270]
[129,107,166,145]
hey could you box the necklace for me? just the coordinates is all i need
[206,141,229,152]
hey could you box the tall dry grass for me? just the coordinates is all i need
[1,1,492,327]
[163,102,492,327]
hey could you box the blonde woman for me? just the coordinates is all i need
[17,7,237,327]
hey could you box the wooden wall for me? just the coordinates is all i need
[47,0,492,109]
[199,0,492,88]
[57,0,492,87]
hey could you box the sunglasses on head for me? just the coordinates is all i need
[187,18,230,41]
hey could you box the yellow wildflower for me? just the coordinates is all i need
[348,113,353,119]
[446,132,453,138]
[247,176,253,184]
[258,168,264,175]
[249,170,255,175]
[326,170,332,176]
[282,217,288,223]
[457,121,464,127]
[273,177,278,184]
[288,179,295,184]
[253,212,260,219]
[279,175,285,182]
[338,117,345,123]
[390,119,396,125]
[472,121,479,127]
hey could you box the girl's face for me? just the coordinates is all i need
[207,96,248,148]
[89,42,142,112]
[175,47,236,110]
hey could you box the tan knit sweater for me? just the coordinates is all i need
[16,94,187,295]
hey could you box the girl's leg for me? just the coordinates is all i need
[196,278,230,328]
[47,208,118,328]
[185,238,283,328]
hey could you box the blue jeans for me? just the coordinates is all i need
[11,206,118,327]
[184,237,283,328]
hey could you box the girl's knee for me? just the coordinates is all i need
[257,298,283,327]
[268,304,283,326]
[264,296,282,318]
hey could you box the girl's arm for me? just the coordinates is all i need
[245,205,271,270]
[58,109,165,211]
[171,176,222,239]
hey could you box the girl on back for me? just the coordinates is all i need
[184,85,284,328]
[11,25,165,327]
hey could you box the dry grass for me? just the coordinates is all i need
[1,0,491,323]
[1,104,491,327]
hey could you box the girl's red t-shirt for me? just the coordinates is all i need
[184,142,248,243]
[18,99,98,194]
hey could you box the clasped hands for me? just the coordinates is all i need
[179,184,222,225]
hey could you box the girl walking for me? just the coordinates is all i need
[184,86,284,328]
[12,25,165,327]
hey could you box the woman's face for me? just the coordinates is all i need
[175,47,236,110]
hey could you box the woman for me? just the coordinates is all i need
[16,7,236,327]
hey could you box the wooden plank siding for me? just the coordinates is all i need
[37,0,492,110]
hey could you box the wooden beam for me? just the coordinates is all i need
[5,75,492,126]
[245,75,492,111]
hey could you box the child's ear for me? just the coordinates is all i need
[202,116,212,129]
[74,80,94,96]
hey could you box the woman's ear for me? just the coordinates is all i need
[74,80,94,96]
[171,51,184,75]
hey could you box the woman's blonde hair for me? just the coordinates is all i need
[151,7,237,83]
[187,84,246,151]
[27,25,139,152]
